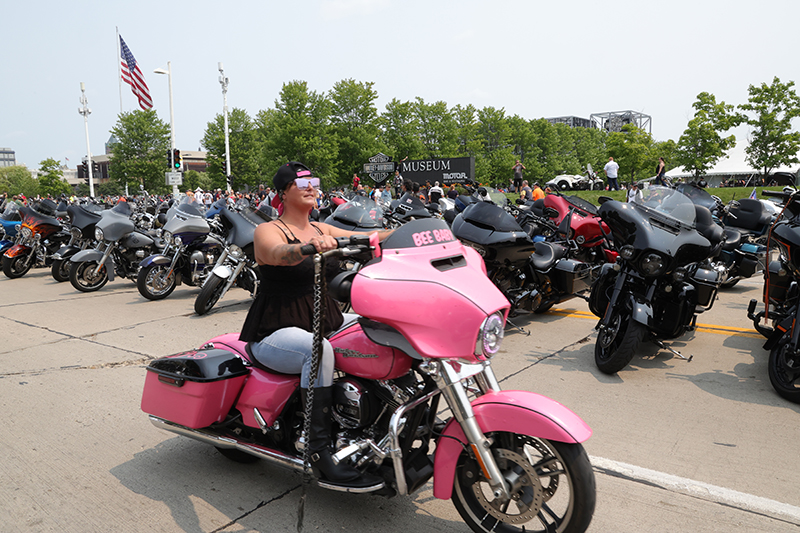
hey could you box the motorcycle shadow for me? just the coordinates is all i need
[110,436,464,532]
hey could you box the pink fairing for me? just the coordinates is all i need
[431,390,592,500]
[205,333,300,428]
[351,241,509,359]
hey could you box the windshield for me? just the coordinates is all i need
[474,187,508,206]
[175,195,206,217]
[335,195,385,222]
[635,186,697,227]
[2,203,20,219]
[674,183,716,210]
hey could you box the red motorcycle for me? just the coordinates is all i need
[141,220,596,533]
[2,200,70,279]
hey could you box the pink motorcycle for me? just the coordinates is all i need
[141,219,596,533]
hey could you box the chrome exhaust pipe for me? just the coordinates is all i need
[148,416,385,494]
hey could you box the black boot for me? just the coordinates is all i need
[301,387,383,489]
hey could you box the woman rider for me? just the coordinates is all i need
[240,162,392,489]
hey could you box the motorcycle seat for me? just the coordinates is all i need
[727,199,772,231]
[722,228,741,251]
[531,241,567,271]
[694,205,724,246]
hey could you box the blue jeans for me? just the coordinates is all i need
[608,177,619,191]
[249,327,335,388]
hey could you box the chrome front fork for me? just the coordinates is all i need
[421,360,510,500]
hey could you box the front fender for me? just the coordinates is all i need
[211,264,232,279]
[432,390,591,500]
[139,254,171,268]
[53,244,81,260]
[629,293,653,327]
[4,244,31,258]
[70,249,105,263]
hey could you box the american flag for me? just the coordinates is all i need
[119,35,153,110]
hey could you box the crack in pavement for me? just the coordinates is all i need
[209,484,301,533]
[496,334,593,385]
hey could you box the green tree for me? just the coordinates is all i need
[675,92,741,179]
[738,76,800,178]
[506,115,542,185]
[452,104,483,158]
[475,106,513,184]
[182,170,212,192]
[605,125,654,185]
[328,79,384,181]
[378,98,425,161]
[413,98,459,159]
[202,108,260,191]
[255,81,339,186]
[0,165,39,197]
[108,110,171,195]
[37,158,71,197]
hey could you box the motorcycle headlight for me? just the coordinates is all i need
[173,235,183,246]
[20,226,33,240]
[229,244,243,260]
[641,253,665,276]
[475,312,505,360]
[94,227,104,241]
[162,231,172,244]
[619,245,635,260]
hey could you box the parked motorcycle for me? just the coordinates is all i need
[50,203,103,282]
[324,195,386,232]
[193,199,267,315]
[588,186,725,374]
[68,202,160,292]
[2,199,70,279]
[675,183,768,288]
[452,193,596,316]
[747,189,800,403]
[142,219,596,532]
[137,198,222,300]
[0,203,22,256]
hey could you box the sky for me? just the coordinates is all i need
[3,0,800,172]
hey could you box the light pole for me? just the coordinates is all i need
[78,82,95,198]
[218,62,232,192]
[154,62,178,197]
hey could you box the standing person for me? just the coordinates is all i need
[447,184,458,199]
[654,157,667,186]
[428,181,444,203]
[240,161,392,489]
[380,186,391,205]
[392,170,403,198]
[352,173,361,192]
[512,160,526,192]
[603,157,620,191]
[627,182,643,203]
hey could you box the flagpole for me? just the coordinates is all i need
[116,27,123,114]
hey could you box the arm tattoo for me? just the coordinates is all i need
[276,243,303,265]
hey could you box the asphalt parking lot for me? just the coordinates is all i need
[1,269,799,532]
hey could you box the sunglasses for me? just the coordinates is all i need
[294,177,320,189]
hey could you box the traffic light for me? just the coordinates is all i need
[92,161,100,177]
[167,149,172,168]
[82,159,89,174]
[173,149,182,170]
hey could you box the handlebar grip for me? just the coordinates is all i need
[762,190,790,198]
[299,244,317,255]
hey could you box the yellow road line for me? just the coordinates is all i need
[549,308,764,339]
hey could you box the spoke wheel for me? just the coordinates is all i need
[769,334,800,404]
[594,308,644,374]
[137,263,177,301]
[69,260,109,292]
[452,432,595,533]
[2,253,32,279]
[194,273,226,315]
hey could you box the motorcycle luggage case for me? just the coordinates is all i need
[141,348,248,428]
[554,259,593,294]
[765,260,792,305]
[692,266,722,307]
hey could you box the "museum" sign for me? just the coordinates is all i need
[399,157,474,185]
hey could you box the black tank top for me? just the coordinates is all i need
[239,221,343,341]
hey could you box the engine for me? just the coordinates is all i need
[332,377,381,429]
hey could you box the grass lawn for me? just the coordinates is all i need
[504,186,789,206]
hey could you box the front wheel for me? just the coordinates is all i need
[194,273,227,315]
[451,432,595,533]
[137,263,177,301]
[51,258,71,282]
[69,260,109,292]
[2,253,33,279]
[768,333,800,403]
[594,308,646,374]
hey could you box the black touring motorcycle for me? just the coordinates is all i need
[748,189,800,403]
[589,186,725,374]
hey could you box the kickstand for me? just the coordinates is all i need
[506,318,530,336]
[652,338,693,362]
